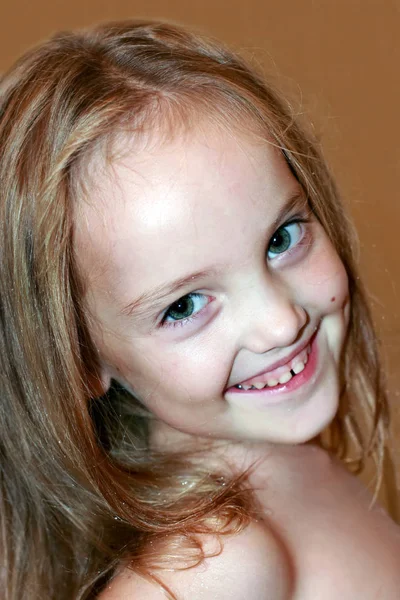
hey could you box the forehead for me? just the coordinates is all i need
[74,126,299,296]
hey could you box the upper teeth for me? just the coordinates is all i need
[253,382,265,389]
[278,371,292,384]
[235,346,309,390]
[292,361,305,375]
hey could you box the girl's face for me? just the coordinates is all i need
[76,125,349,444]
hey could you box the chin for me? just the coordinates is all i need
[229,386,340,446]
[288,396,339,445]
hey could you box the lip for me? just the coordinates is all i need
[229,327,319,390]
[226,327,320,405]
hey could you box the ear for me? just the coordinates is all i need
[87,363,112,399]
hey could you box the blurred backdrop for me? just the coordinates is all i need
[1,0,399,508]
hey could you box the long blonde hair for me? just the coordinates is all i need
[0,20,387,599]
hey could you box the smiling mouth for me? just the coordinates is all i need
[232,332,318,392]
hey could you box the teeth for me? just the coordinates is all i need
[253,382,265,389]
[278,371,292,385]
[292,361,305,375]
[267,378,279,387]
[235,342,311,391]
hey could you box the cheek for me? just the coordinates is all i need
[148,339,231,399]
[111,342,231,435]
[105,334,230,405]
[296,241,349,313]
[300,241,350,358]
[325,252,349,313]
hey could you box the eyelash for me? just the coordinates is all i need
[160,293,212,329]
[159,214,311,329]
[267,216,310,259]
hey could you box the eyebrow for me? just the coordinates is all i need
[120,189,307,320]
[120,268,221,319]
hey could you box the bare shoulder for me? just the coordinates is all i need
[99,521,292,599]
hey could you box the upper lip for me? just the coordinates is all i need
[229,328,317,389]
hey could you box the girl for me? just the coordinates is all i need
[0,20,399,600]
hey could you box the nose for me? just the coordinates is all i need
[235,276,307,354]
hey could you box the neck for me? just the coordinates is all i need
[149,418,297,475]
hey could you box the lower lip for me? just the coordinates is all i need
[226,330,319,406]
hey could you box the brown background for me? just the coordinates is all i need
[0,1,399,507]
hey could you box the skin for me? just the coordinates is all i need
[99,444,400,599]
[75,123,349,446]
[79,124,400,599]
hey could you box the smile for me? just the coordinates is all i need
[229,328,319,397]
[235,344,311,390]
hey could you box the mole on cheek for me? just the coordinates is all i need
[331,297,336,302]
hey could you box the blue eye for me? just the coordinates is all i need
[162,293,209,324]
[267,221,303,258]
